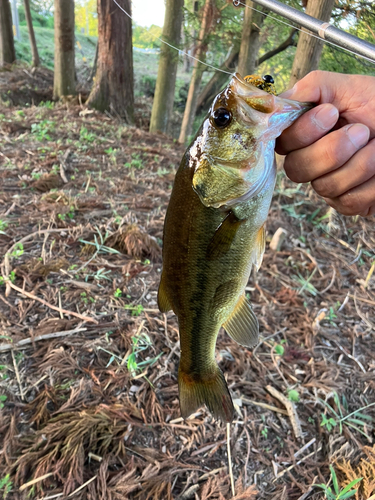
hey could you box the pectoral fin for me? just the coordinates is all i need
[223,294,259,347]
[207,211,244,260]
[252,225,266,271]
[157,274,173,313]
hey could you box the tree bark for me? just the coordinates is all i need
[53,0,75,98]
[0,0,16,67]
[196,43,239,114]
[149,0,184,135]
[87,0,134,124]
[237,0,266,77]
[289,0,336,88]
[24,0,40,67]
[179,0,213,144]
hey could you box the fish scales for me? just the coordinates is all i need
[158,73,312,422]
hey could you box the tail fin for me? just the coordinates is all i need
[178,365,234,422]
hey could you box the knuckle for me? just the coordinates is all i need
[284,153,310,183]
[338,191,362,215]
[312,176,337,198]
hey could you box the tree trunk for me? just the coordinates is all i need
[53,0,75,98]
[289,0,335,88]
[24,0,40,67]
[149,0,184,135]
[0,0,16,67]
[237,0,266,77]
[87,0,134,124]
[196,43,239,115]
[179,0,213,144]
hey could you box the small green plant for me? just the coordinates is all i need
[0,220,8,235]
[0,473,12,498]
[319,393,374,439]
[114,288,122,298]
[127,332,162,377]
[31,120,55,141]
[314,465,362,500]
[11,244,23,259]
[0,395,7,409]
[104,147,118,163]
[80,126,96,143]
[124,304,144,316]
[288,389,300,402]
[0,366,8,381]
[261,427,268,439]
[31,171,42,180]
[274,344,285,356]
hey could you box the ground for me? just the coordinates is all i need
[0,69,374,500]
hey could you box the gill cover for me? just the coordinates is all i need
[192,73,312,209]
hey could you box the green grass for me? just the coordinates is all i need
[15,26,97,70]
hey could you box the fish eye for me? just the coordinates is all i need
[262,74,274,84]
[212,107,232,129]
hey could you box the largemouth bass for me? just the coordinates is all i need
[158,73,311,422]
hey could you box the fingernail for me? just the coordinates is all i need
[347,123,370,148]
[313,104,338,130]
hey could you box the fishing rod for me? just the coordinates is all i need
[235,0,375,64]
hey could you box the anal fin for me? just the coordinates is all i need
[223,294,259,347]
[157,274,173,313]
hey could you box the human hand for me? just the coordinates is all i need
[276,70,375,217]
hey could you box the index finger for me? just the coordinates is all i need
[276,103,339,155]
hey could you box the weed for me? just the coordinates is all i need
[0,220,8,234]
[0,395,7,409]
[31,120,55,141]
[85,268,112,284]
[124,304,144,316]
[288,389,300,402]
[39,100,54,109]
[314,465,362,499]
[261,427,268,439]
[274,344,285,356]
[10,243,24,259]
[127,332,162,377]
[104,147,118,163]
[114,288,122,298]
[0,473,12,498]
[124,152,143,170]
[319,393,374,440]
[80,126,96,143]
[0,366,8,380]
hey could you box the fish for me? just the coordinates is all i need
[158,73,312,422]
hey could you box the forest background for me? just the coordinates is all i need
[1,1,375,499]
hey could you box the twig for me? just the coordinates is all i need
[333,340,366,373]
[19,473,54,492]
[67,475,97,498]
[294,438,316,458]
[348,294,375,306]
[7,282,98,324]
[11,350,25,400]
[227,423,235,498]
[241,397,289,416]
[320,266,336,294]
[266,385,303,439]
[274,447,322,480]
[0,327,87,353]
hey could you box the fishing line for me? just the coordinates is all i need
[236,0,375,65]
[111,0,233,75]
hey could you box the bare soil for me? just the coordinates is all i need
[0,74,374,500]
